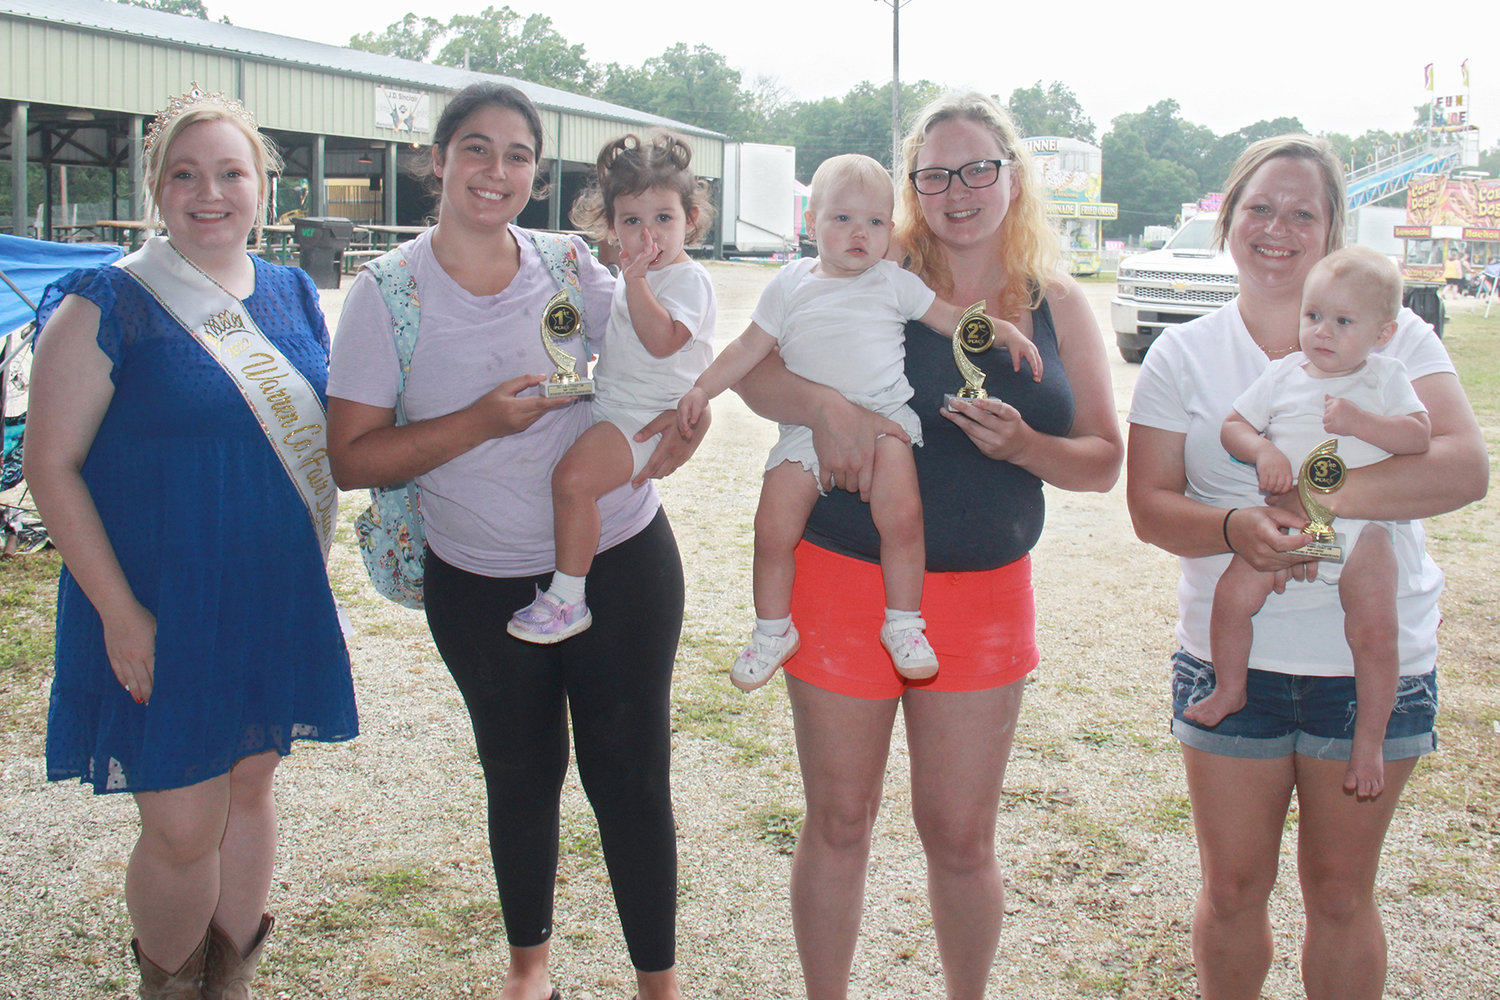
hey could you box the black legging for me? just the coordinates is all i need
[423,509,683,972]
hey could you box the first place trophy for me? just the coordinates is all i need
[1289,438,1347,562]
[942,301,995,412]
[540,289,593,398]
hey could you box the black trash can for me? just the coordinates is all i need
[1403,283,1445,339]
[292,217,355,289]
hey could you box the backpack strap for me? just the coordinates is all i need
[363,247,422,427]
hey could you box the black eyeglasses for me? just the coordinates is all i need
[908,159,1010,195]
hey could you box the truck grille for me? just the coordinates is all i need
[1133,270,1238,285]
[1139,286,1237,306]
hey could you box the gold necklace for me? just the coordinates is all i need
[1260,342,1297,359]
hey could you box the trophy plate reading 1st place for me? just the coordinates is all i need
[543,378,594,399]
[540,290,593,398]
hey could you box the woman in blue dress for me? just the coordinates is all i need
[24,89,357,998]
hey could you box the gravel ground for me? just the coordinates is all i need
[1,265,1495,999]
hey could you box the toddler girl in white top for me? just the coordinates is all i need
[679,153,1041,690]
[508,132,717,642]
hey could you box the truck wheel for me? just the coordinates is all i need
[1119,347,1146,364]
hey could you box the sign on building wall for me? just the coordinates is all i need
[375,86,430,134]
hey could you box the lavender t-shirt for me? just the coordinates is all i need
[328,228,658,577]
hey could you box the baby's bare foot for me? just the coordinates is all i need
[1184,686,1246,728]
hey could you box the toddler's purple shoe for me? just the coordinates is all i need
[507,588,593,644]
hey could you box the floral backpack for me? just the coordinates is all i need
[353,232,588,608]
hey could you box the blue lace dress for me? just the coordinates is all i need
[37,256,358,794]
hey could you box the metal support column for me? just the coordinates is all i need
[10,102,27,236]
[384,141,397,224]
[311,135,326,217]
[548,153,562,230]
[128,115,144,221]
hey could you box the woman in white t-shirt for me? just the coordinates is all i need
[1126,135,1487,1000]
[325,83,702,1000]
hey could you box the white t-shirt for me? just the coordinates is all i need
[1234,352,1425,473]
[752,257,935,406]
[593,259,716,413]
[1232,352,1426,585]
[1128,299,1454,677]
[327,227,658,578]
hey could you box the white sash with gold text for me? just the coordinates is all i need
[117,237,337,559]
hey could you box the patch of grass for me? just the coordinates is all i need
[1072,727,1115,748]
[750,802,803,855]
[0,548,61,735]
[1442,310,1500,418]
[1144,794,1193,832]
[559,814,603,863]
[1000,786,1076,811]
[365,867,432,901]
[671,666,779,765]
[308,894,374,933]
[1061,964,1127,994]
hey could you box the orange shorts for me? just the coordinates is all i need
[784,540,1038,700]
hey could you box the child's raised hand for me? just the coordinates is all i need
[1256,450,1294,495]
[991,316,1043,381]
[1322,394,1366,437]
[619,233,660,282]
[677,386,709,437]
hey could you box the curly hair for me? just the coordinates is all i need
[570,131,715,244]
[894,92,1060,321]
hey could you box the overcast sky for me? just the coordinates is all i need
[216,0,1494,154]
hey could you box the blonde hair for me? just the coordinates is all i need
[143,95,281,233]
[1213,134,1346,255]
[808,154,895,213]
[1310,246,1403,322]
[895,92,1059,321]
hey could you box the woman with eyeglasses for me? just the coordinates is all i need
[735,92,1121,998]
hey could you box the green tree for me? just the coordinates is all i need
[435,7,595,91]
[1005,81,1095,143]
[1101,110,1208,240]
[766,79,941,181]
[1200,117,1306,192]
[348,13,446,62]
[599,44,753,137]
[119,0,211,17]
[1479,145,1500,178]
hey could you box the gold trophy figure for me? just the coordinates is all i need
[540,289,594,398]
[942,301,995,412]
[1289,438,1347,561]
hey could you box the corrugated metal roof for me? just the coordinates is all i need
[0,0,721,137]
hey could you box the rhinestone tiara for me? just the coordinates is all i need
[143,83,260,157]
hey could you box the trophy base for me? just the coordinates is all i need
[1289,533,1345,562]
[544,379,594,399]
[943,391,989,412]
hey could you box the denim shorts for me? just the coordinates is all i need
[1170,650,1438,760]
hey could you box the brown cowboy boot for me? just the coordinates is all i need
[202,914,274,1000]
[132,932,209,1000]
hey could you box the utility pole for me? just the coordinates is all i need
[876,0,911,176]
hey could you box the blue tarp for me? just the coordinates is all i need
[0,233,124,335]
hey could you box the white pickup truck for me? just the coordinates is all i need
[1111,213,1236,363]
[1111,209,1446,363]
